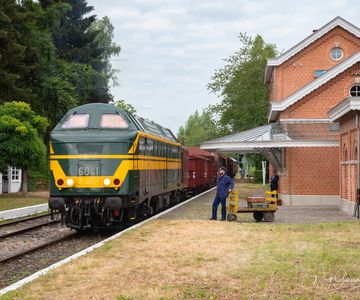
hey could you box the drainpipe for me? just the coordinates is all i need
[356,112,360,219]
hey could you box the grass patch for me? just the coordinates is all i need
[3,220,360,300]
[0,197,47,212]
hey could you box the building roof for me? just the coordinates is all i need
[329,97,360,121]
[265,16,360,83]
[268,51,360,122]
[200,120,339,153]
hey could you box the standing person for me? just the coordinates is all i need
[270,170,279,198]
[210,167,234,221]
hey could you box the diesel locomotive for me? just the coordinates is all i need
[48,103,237,230]
[49,103,188,229]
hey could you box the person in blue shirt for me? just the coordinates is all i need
[210,167,234,221]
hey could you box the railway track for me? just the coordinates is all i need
[0,214,61,240]
[0,214,70,264]
[0,220,60,241]
[0,213,50,228]
[0,232,76,264]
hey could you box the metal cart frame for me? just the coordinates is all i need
[227,190,277,222]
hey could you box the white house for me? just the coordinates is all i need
[0,166,22,194]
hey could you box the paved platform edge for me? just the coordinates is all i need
[0,187,216,296]
[0,204,49,220]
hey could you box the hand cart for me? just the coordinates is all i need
[226,190,278,222]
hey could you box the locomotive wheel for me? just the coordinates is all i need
[227,213,237,222]
[263,212,275,222]
[253,211,264,222]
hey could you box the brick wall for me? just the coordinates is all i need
[279,147,339,196]
[270,26,360,102]
[280,62,360,119]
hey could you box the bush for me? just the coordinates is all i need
[28,164,49,191]
[253,170,263,183]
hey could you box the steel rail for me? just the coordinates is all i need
[0,219,61,240]
[0,213,52,228]
[0,232,76,264]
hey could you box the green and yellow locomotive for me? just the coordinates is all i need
[49,103,186,229]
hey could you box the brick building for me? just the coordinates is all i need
[201,17,360,216]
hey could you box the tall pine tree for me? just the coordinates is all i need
[0,0,34,102]
[40,0,120,103]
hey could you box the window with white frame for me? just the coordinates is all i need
[11,168,20,181]
[350,85,360,97]
[330,47,344,61]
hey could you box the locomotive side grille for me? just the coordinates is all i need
[77,144,104,154]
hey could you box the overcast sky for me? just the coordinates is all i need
[87,0,359,134]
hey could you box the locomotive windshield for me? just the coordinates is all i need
[61,114,89,129]
[100,113,128,128]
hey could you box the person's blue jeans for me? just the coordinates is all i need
[212,197,227,220]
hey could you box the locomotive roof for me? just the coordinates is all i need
[53,103,178,143]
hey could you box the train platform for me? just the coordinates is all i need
[1,184,359,300]
[161,186,355,224]
[0,204,48,221]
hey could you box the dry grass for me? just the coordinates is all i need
[3,219,360,300]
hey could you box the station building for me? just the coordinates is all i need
[201,17,360,216]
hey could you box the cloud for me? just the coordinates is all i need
[87,0,360,133]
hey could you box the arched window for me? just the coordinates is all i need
[343,144,348,160]
[354,142,358,160]
[350,85,360,97]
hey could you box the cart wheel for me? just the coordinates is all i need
[253,211,264,222]
[263,212,275,222]
[227,214,237,222]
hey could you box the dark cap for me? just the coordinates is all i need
[220,167,227,173]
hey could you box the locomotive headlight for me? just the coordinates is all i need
[66,178,75,187]
[103,178,111,186]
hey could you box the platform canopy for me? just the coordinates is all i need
[201,120,339,153]
[200,120,339,169]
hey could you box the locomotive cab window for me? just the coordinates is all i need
[100,114,128,128]
[62,114,89,129]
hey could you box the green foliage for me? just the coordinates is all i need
[39,0,121,103]
[253,170,263,183]
[28,167,49,191]
[208,33,277,132]
[0,0,36,102]
[112,99,136,114]
[0,101,48,171]
[0,0,121,131]
[177,109,221,146]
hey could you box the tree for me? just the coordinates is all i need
[0,0,35,102]
[40,0,97,64]
[0,1,79,129]
[0,101,49,193]
[177,109,220,146]
[208,33,277,133]
[112,99,136,114]
[39,0,121,103]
